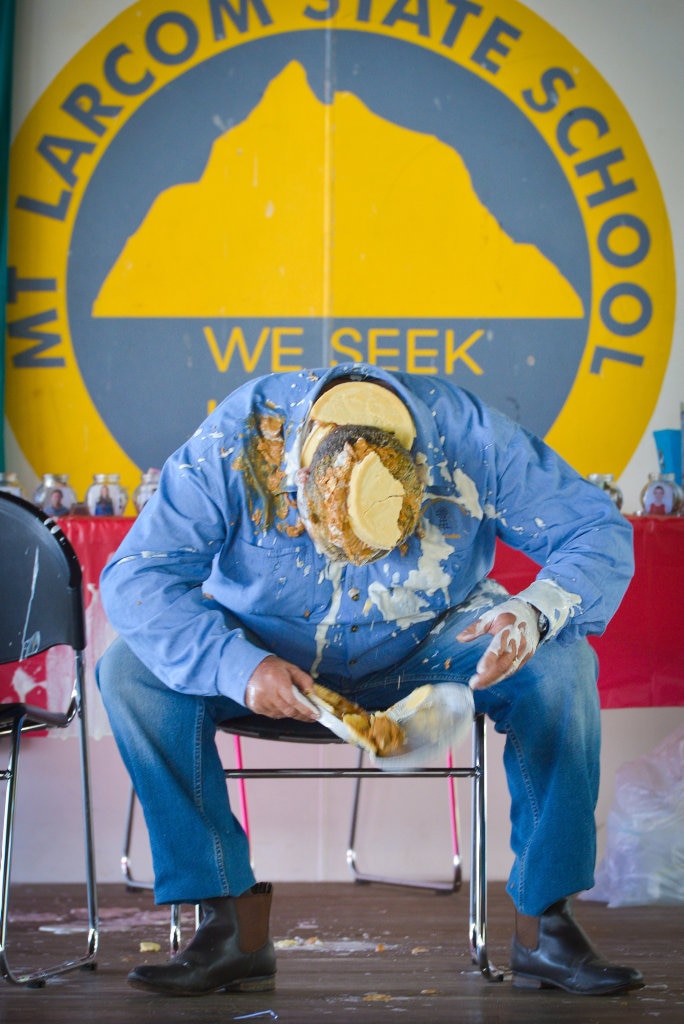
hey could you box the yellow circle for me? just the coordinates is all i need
[6,0,674,495]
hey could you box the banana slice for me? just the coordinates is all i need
[309,382,416,451]
[347,450,404,549]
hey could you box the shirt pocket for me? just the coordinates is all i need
[216,536,320,618]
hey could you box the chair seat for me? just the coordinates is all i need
[0,702,74,731]
[219,715,343,744]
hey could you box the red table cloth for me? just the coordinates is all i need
[2,515,682,710]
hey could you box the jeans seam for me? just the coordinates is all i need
[194,702,230,895]
[505,720,540,910]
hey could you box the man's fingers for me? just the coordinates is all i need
[458,601,542,689]
[245,657,318,720]
[457,610,515,643]
[456,620,485,642]
[468,626,532,690]
[469,628,514,689]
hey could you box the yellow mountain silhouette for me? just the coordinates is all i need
[93,61,583,319]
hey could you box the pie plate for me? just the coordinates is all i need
[294,684,474,771]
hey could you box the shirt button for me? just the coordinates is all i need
[350,624,359,632]
[349,658,357,665]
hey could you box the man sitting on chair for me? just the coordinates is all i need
[97,364,643,997]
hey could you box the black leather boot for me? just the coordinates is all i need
[511,897,643,996]
[128,882,276,996]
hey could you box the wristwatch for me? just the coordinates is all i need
[536,609,550,640]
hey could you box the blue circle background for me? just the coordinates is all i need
[68,30,590,469]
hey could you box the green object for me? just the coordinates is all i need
[0,0,16,471]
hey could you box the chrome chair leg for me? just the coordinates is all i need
[169,902,201,953]
[170,902,182,953]
[121,787,153,892]
[0,719,23,982]
[0,659,99,985]
[75,655,100,970]
[469,714,503,981]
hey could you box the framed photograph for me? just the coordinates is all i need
[86,480,127,516]
[38,485,75,516]
[641,478,681,516]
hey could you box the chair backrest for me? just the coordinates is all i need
[0,492,86,664]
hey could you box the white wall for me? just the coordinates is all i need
[5,0,684,890]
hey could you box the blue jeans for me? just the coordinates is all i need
[96,585,600,915]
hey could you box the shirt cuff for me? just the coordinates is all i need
[215,635,274,705]
[516,579,582,640]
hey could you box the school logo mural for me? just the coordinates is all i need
[6,0,675,498]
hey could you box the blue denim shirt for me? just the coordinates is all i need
[100,364,634,703]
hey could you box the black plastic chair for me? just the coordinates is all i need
[123,711,501,980]
[0,492,99,986]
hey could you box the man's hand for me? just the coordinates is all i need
[244,655,319,720]
[457,598,542,690]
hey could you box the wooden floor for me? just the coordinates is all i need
[1,881,682,1023]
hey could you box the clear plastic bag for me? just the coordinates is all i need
[583,723,684,907]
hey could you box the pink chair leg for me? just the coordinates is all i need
[233,735,251,845]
